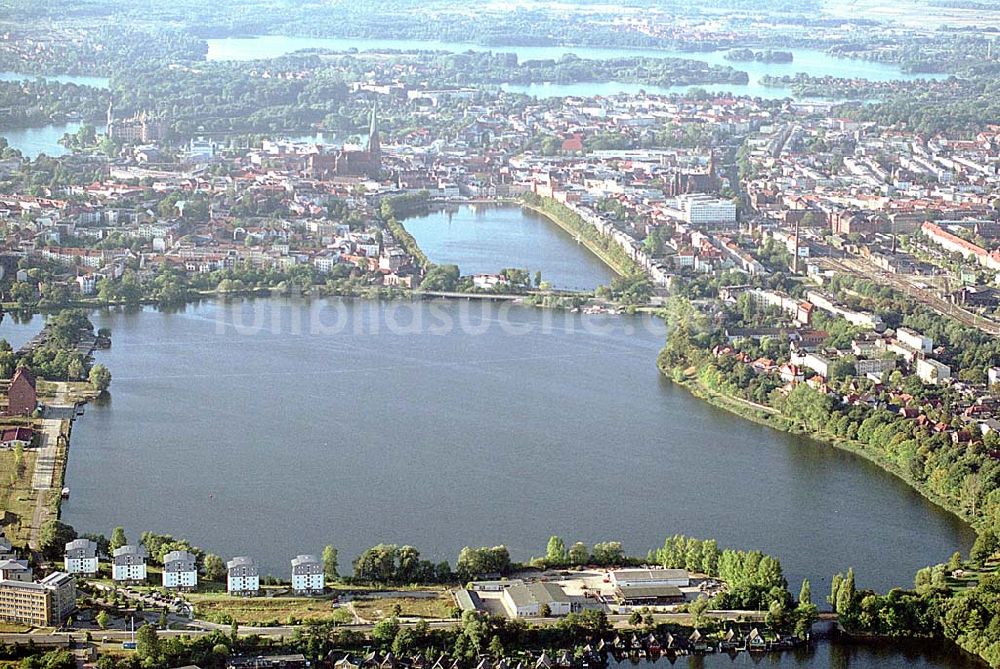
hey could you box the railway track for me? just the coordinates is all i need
[822,256,1000,335]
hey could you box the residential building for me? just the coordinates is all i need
[227,655,308,669]
[855,358,896,376]
[0,532,15,560]
[0,427,33,449]
[0,559,31,582]
[896,328,933,354]
[290,555,324,595]
[64,538,99,576]
[75,274,97,295]
[0,580,50,626]
[3,367,36,416]
[112,545,148,584]
[917,358,952,386]
[227,556,259,596]
[39,572,76,622]
[162,550,198,590]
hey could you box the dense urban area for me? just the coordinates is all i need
[4,0,1000,668]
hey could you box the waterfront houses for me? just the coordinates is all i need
[162,550,198,590]
[63,538,99,577]
[112,545,148,584]
[290,555,324,595]
[226,556,259,596]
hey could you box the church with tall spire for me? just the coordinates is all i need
[366,103,381,166]
[307,103,382,179]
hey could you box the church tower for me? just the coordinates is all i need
[366,103,381,168]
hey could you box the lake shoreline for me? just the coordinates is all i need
[520,203,630,278]
[659,360,979,540]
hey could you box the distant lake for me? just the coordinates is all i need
[500,81,796,100]
[205,37,947,100]
[0,71,110,88]
[401,205,617,290]
[0,122,106,159]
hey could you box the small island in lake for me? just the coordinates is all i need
[725,48,794,63]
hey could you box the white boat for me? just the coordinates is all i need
[61,487,70,499]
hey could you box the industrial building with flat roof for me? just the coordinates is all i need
[608,568,690,588]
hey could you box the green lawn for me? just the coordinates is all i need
[946,559,998,593]
[0,447,39,545]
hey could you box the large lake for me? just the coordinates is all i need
[5,299,966,593]
[402,205,617,290]
[206,37,947,100]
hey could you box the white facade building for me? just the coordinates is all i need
[112,545,148,583]
[895,328,932,354]
[227,556,260,596]
[608,568,690,588]
[162,550,198,590]
[64,538,99,576]
[501,583,540,618]
[671,194,737,226]
[290,555,324,595]
[917,358,952,386]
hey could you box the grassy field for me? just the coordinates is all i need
[0,623,31,633]
[185,590,455,625]
[0,446,39,545]
[352,594,455,621]
[188,593,355,626]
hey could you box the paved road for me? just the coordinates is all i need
[0,608,790,647]
[28,383,74,550]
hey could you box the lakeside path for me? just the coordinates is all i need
[28,382,74,550]
[520,203,629,278]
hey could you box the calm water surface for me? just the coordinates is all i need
[0,122,106,159]
[402,205,617,290]
[0,71,109,88]
[5,299,967,592]
[205,37,947,100]
[610,627,986,667]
